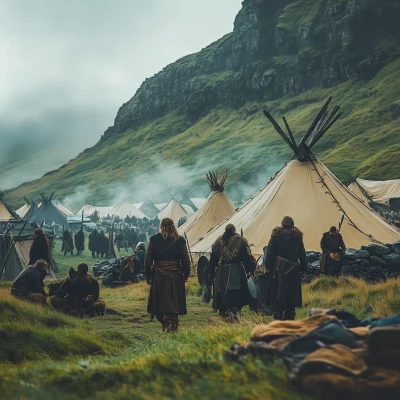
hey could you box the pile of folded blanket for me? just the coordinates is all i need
[227,310,400,399]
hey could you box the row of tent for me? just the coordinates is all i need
[77,197,207,223]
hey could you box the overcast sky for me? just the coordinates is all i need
[0,0,243,189]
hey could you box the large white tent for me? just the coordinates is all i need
[190,98,400,256]
[178,172,235,245]
[348,178,400,209]
[109,202,146,219]
[158,199,189,225]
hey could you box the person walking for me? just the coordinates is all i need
[265,216,307,321]
[145,218,190,332]
[209,224,256,322]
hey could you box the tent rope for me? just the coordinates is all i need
[309,157,382,244]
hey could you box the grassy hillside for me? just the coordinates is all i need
[1,271,400,399]
[5,59,400,208]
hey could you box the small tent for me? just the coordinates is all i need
[31,193,69,228]
[78,205,113,219]
[109,202,146,220]
[0,222,55,281]
[54,201,74,216]
[348,178,400,212]
[190,98,400,256]
[16,198,38,221]
[158,199,189,225]
[176,193,198,212]
[0,192,19,223]
[178,172,235,245]
[138,198,160,219]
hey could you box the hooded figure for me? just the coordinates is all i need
[11,259,49,304]
[265,216,307,321]
[75,228,85,255]
[51,263,105,316]
[209,224,256,321]
[62,229,74,256]
[29,228,51,267]
[320,226,346,277]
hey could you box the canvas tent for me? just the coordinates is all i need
[176,193,198,212]
[0,222,55,281]
[155,203,168,212]
[16,198,38,221]
[109,202,146,220]
[31,193,69,228]
[191,98,400,256]
[348,178,400,211]
[178,172,235,245]
[78,205,113,219]
[0,193,19,223]
[190,198,207,210]
[137,198,160,219]
[158,199,189,225]
[54,201,74,216]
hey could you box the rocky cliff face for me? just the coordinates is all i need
[103,0,400,140]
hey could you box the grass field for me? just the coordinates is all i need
[1,242,400,399]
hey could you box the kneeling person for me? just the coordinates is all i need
[51,263,105,316]
[11,259,49,304]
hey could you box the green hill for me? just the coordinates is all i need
[5,0,400,208]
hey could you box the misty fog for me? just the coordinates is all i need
[0,0,242,189]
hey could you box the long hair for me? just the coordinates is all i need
[160,218,179,241]
[222,224,236,244]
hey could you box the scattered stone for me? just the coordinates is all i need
[353,259,370,268]
[369,256,388,267]
[391,241,400,254]
[306,251,321,264]
[362,244,391,256]
[382,253,400,265]
[345,248,370,260]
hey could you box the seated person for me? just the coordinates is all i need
[51,263,105,316]
[119,251,145,283]
[11,259,49,304]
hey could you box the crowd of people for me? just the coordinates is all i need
[10,214,351,332]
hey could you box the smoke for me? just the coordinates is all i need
[58,155,286,213]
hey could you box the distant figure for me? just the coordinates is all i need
[75,228,85,256]
[51,263,105,316]
[145,218,190,333]
[209,224,256,322]
[29,228,51,267]
[265,216,307,321]
[98,231,109,258]
[135,242,146,273]
[62,229,74,256]
[320,226,346,277]
[88,229,98,258]
[11,260,49,304]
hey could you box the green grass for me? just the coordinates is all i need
[1,249,400,400]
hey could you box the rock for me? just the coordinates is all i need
[362,244,391,256]
[353,259,370,268]
[383,253,400,265]
[342,265,354,275]
[363,306,373,314]
[391,241,400,254]
[369,256,388,266]
[306,251,321,264]
[309,260,321,270]
[345,249,369,260]
[384,244,393,252]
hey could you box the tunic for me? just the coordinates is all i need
[145,233,190,315]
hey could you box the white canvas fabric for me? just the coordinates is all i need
[349,178,400,207]
[178,191,235,245]
[191,159,400,256]
[109,202,146,219]
[158,199,189,224]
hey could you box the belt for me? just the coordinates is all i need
[154,260,181,270]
